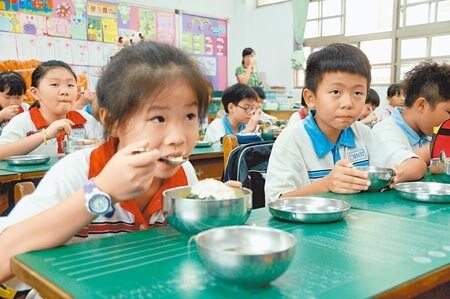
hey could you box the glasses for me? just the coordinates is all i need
[236,104,256,114]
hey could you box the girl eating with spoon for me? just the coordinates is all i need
[0,42,213,295]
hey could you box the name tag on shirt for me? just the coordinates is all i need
[347,148,368,164]
[71,128,86,139]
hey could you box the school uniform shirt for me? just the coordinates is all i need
[0,138,198,297]
[265,112,378,203]
[203,115,247,143]
[0,107,103,156]
[0,102,29,135]
[378,104,394,121]
[370,107,423,166]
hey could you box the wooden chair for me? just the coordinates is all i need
[222,134,238,168]
[14,181,35,204]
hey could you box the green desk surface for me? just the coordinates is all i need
[318,174,450,226]
[14,208,450,299]
[191,142,223,156]
[0,156,60,173]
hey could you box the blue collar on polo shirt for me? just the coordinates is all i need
[304,110,356,163]
[222,115,245,135]
[391,107,430,147]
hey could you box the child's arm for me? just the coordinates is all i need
[279,159,370,197]
[0,119,74,159]
[241,108,262,133]
[0,141,162,282]
[73,90,96,111]
[390,157,427,186]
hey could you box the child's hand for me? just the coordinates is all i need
[324,159,370,193]
[245,108,262,132]
[78,90,96,106]
[94,141,162,201]
[0,105,19,121]
[390,165,401,187]
[46,119,74,139]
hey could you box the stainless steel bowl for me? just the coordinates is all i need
[394,182,450,203]
[5,155,50,166]
[269,197,350,223]
[62,139,100,155]
[355,166,394,191]
[163,186,252,234]
[195,226,296,287]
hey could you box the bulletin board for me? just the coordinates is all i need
[181,13,228,91]
[0,0,176,89]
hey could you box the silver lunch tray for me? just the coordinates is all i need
[5,155,50,166]
[394,182,450,203]
[269,197,350,224]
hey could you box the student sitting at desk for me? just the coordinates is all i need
[265,43,426,202]
[204,83,261,143]
[0,41,212,293]
[371,62,450,165]
[0,61,103,159]
[0,71,29,135]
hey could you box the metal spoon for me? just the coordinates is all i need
[160,156,188,165]
[439,150,446,163]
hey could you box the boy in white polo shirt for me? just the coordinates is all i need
[371,62,450,166]
[265,43,425,202]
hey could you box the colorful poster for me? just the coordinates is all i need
[138,8,155,41]
[0,0,19,11]
[101,17,117,43]
[47,17,71,37]
[19,13,47,35]
[19,0,53,16]
[52,0,75,19]
[0,32,18,60]
[86,1,117,18]
[182,14,228,90]
[87,17,102,41]
[73,0,87,17]
[0,11,20,32]
[70,15,87,40]
[156,10,175,45]
[117,4,138,35]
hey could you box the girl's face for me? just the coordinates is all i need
[31,67,77,117]
[0,87,24,109]
[389,91,405,107]
[227,98,257,124]
[243,53,255,67]
[115,79,199,179]
[305,72,367,142]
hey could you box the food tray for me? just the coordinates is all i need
[394,182,450,203]
[269,197,350,224]
[195,141,213,148]
[5,155,50,166]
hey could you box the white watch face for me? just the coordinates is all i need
[89,194,110,214]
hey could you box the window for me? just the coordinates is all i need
[305,0,343,38]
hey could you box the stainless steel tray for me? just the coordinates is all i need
[269,197,350,224]
[5,155,50,166]
[394,182,450,203]
[195,141,213,148]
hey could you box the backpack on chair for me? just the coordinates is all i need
[430,119,450,158]
[223,141,274,209]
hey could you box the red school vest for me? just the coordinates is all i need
[29,107,87,153]
[87,137,188,230]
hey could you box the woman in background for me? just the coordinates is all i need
[235,47,262,87]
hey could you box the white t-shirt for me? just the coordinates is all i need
[0,110,104,156]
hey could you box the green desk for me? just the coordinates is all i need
[0,156,60,180]
[319,174,450,226]
[12,209,450,299]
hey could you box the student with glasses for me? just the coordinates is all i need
[204,83,261,143]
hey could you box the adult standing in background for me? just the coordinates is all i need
[235,47,262,87]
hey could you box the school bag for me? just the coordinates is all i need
[430,119,450,158]
[223,141,274,209]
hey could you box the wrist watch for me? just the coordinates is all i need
[83,179,114,217]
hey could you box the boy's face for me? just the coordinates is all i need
[389,91,405,107]
[114,79,199,179]
[419,100,450,136]
[228,98,257,124]
[0,87,24,108]
[359,103,376,120]
[305,72,367,141]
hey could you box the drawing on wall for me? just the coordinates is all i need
[156,10,175,46]
[71,15,87,40]
[0,11,20,32]
[138,8,155,41]
[117,3,129,24]
[101,17,117,43]
[53,0,74,19]
[19,0,53,15]
[19,13,47,35]
[0,0,19,11]
[73,0,86,17]
[86,1,117,19]
[87,16,102,41]
[47,17,71,37]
